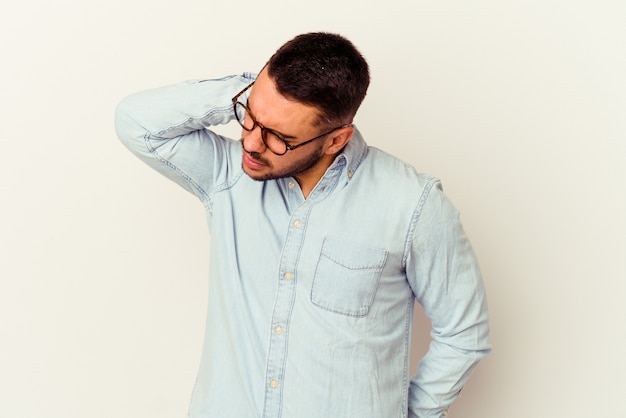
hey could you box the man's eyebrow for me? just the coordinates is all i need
[246,97,298,140]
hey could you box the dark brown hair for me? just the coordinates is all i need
[266,32,370,127]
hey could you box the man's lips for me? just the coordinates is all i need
[242,152,267,170]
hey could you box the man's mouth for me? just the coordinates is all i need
[242,152,268,170]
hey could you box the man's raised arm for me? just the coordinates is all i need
[114,73,254,200]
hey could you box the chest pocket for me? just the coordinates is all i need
[311,237,388,317]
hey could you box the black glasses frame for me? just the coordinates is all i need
[232,82,351,156]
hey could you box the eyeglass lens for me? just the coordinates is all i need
[234,102,288,155]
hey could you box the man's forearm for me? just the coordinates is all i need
[115,74,254,148]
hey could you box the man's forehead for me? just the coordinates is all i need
[247,72,321,133]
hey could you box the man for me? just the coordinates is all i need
[115,32,490,418]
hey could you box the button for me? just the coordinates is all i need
[347,171,353,179]
[288,181,295,189]
[442,410,448,416]
[293,219,301,228]
[283,272,293,281]
[270,379,279,388]
[275,325,283,335]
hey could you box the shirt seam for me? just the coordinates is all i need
[143,132,211,203]
[206,170,244,211]
[401,176,440,269]
[144,112,243,211]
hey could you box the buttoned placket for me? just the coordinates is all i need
[261,169,342,418]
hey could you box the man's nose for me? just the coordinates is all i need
[243,126,267,153]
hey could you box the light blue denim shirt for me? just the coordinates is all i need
[115,73,491,418]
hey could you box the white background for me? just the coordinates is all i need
[1,0,624,417]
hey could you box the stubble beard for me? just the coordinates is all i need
[241,142,326,182]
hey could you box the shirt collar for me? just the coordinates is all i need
[279,126,368,203]
[329,125,368,181]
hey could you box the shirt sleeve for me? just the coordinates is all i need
[405,179,491,418]
[114,73,255,203]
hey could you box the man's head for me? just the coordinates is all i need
[266,32,370,128]
[235,32,369,193]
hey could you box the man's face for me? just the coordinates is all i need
[239,70,329,182]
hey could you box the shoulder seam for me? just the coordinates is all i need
[401,176,440,269]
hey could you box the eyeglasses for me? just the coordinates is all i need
[232,82,351,156]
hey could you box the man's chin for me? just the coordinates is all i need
[242,164,275,181]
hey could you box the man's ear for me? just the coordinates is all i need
[324,126,354,155]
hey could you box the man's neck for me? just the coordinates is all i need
[294,154,336,199]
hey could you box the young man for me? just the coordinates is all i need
[115,32,490,418]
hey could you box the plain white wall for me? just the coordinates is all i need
[1,0,624,417]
